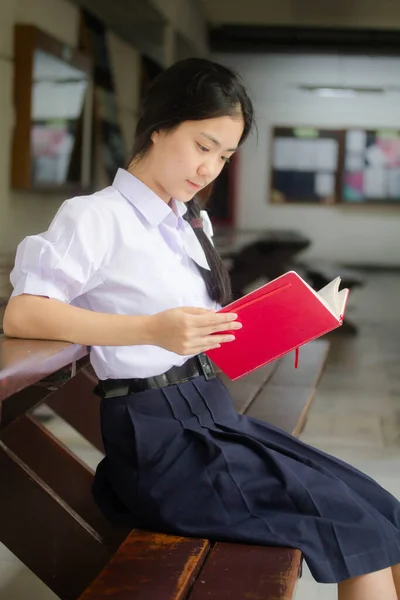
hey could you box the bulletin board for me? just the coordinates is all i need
[270,126,400,205]
[270,127,343,205]
[342,129,400,203]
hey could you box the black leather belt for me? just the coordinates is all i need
[97,353,216,399]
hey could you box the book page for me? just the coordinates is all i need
[337,289,349,318]
[286,272,344,320]
[317,277,348,319]
[317,277,341,316]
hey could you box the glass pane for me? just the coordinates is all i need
[30,49,89,186]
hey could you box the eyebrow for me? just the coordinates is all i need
[200,132,237,152]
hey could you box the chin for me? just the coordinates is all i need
[173,190,196,203]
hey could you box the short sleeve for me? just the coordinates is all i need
[10,197,109,303]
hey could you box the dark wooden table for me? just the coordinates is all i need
[213,228,311,298]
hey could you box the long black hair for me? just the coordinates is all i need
[129,58,254,305]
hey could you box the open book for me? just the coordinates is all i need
[317,276,349,321]
[205,271,350,380]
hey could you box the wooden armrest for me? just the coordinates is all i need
[0,335,88,404]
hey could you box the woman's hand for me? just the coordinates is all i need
[149,307,242,355]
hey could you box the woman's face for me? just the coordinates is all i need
[145,115,244,203]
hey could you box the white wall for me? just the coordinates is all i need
[0,0,140,260]
[215,52,400,266]
[107,32,141,162]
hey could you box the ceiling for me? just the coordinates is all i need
[66,0,400,60]
[201,0,400,29]
[201,0,400,54]
[68,0,166,65]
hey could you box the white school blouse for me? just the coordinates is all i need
[10,168,219,380]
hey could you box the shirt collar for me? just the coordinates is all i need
[112,168,187,226]
[111,168,210,271]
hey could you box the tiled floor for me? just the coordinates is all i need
[0,271,399,599]
[296,272,400,600]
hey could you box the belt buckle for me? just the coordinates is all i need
[197,354,215,381]
[100,380,131,398]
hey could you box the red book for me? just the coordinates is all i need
[205,271,350,380]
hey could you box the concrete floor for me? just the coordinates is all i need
[0,271,399,599]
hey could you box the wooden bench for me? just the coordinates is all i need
[0,334,329,599]
[77,342,330,600]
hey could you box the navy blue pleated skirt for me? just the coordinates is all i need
[92,375,400,583]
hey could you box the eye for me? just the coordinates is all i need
[197,143,210,152]
[222,156,231,164]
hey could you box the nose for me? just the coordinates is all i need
[197,156,224,182]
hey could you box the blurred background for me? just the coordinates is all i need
[1,0,400,310]
[0,1,399,599]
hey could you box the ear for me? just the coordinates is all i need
[150,130,159,144]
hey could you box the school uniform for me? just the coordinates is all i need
[10,168,400,583]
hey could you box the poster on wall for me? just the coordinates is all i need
[342,129,400,203]
[270,127,342,204]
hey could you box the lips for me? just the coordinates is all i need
[187,180,201,189]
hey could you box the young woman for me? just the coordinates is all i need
[4,58,400,600]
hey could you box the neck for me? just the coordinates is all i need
[128,160,170,204]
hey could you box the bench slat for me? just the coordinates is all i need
[245,340,330,436]
[246,384,318,437]
[220,360,279,414]
[188,543,302,600]
[268,340,330,388]
[79,533,210,600]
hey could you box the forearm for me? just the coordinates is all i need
[3,294,155,346]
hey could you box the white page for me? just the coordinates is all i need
[365,167,387,198]
[273,138,298,170]
[366,144,386,168]
[347,130,366,153]
[290,272,343,320]
[315,172,335,197]
[315,139,338,171]
[318,277,341,317]
[296,139,318,171]
[337,288,349,317]
[345,153,365,172]
[317,277,341,317]
[317,278,348,319]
